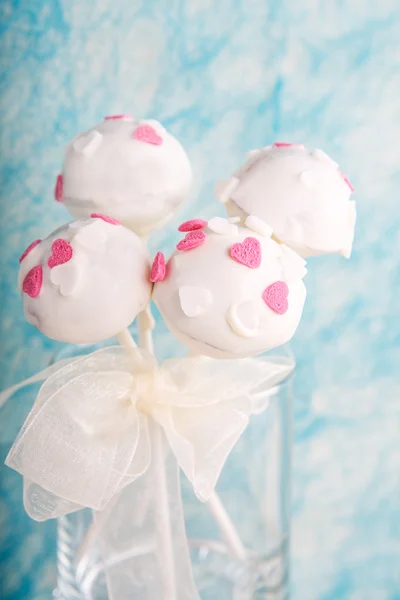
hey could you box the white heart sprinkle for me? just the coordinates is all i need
[179,286,212,318]
[214,177,240,204]
[50,260,82,296]
[311,148,338,168]
[208,216,238,236]
[74,220,108,251]
[247,149,262,159]
[299,169,317,188]
[245,215,273,238]
[73,130,103,155]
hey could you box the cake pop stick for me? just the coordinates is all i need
[19,217,180,599]
[58,116,193,237]
[152,215,305,558]
[136,294,177,598]
[215,143,356,258]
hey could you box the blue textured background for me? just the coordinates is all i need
[1,1,400,599]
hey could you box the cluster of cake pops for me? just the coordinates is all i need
[18,115,356,357]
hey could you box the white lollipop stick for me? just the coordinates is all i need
[116,329,138,348]
[136,310,177,599]
[206,491,247,561]
[144,305,248,562]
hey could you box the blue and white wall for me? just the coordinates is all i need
[1,2,399,598]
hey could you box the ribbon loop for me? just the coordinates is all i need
[4,345,294,600]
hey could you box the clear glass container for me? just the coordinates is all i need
[48,339,294,600]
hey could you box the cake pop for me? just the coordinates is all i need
[153,216,307,359]
[58,116,193,236]
[18,214,152,343]
[215,143,356,258]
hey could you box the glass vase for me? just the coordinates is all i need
[49,340,294,600]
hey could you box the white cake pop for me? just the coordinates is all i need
[18,214,152,343]
[57,115,193,236]
[215,142,356,258]
[153,216,307,359]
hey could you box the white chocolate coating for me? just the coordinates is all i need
[153,219,307,359]
[61,117,193,236]
[216,144,356,257]
[19,217,152,343]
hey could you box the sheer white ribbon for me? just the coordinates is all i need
[4,346,294,599]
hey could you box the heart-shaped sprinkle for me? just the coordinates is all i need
[312,148,338,167]
[19,239,41,263]
[22,265,43,298]
[48,239,73,269]
[150,252,166,282]
[50,262,81,296]
[245,215,273,238]
[73,130,103,155]
[133,124,163,146]
[214,177,240,204]
[179,286,212,317]
[54,174,63,202]
[208,217,238,236]
[339,170,355,192]
[262,281,289,315]
[273,142,304,149]
[177,230,206,251]
[104,114,133,121]
[74,221,108,251]
[90,213,121,225]
[230,237,261,268]
[178,219,208,232]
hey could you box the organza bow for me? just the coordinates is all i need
[5,346,294,600]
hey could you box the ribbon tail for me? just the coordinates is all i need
[93,419,200,600]
[23,478,84,521]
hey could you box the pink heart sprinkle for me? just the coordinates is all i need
[273,142,304,149]
[230,237,261,269]
[133,124,163,146]
[178,219,208,232]
[150,252,166,282]
[19,239,41,263]
[262,281,289,315]
[54,174,63,202]
[48,239,73,269]
[23,265,43,298]
[177,230,206,251]
[104,114,133,121]
[338,170,355,192]
[91,213,121,225]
